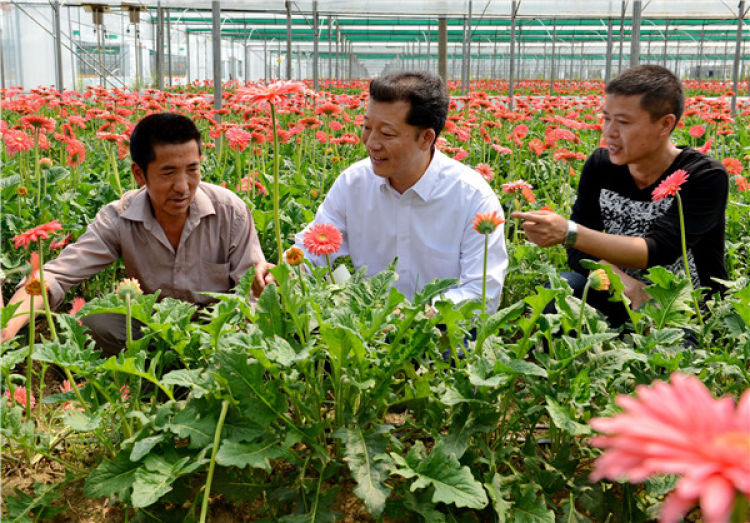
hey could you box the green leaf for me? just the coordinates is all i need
[256,283,286,337]
[333,425,394,516]
[78,291,159,325]
[215,437,286,472]
[412,278,460,307]
[475,301,525,350]
[62,409,103,432]
[560,495,592,523]
[130,434,165,462]
[390,441,488,509]
[131,456,177,507]
[32,340,101,372]
[545,396,591,436]
[642,266,694,328]
[508,484,555,523]
[4,483,64,522]
[494,358,548,378]
[83,450,140,500]
[161,369,215,398]
[167,404,216,449]
[101,353,174,400]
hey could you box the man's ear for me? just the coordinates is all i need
[420,128,436,150]
[132,162,147,187]
[662,114,677,136]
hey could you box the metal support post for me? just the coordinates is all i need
[52,0,63,90]
[285,0,292,80]
[618,0,626,73]
[312,0,319,90]
[157,1,164,89]
[167,9,172,86]
[438,17,447,83]
[732,0,745,115]
[630,0,641,67]
[212,0,222,110]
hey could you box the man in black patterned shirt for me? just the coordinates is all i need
[512,65,727,326]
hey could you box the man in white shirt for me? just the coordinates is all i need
[254,71,508,312]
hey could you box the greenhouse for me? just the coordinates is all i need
[1,0,750,521]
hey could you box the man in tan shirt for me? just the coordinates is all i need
[2,113,268,353]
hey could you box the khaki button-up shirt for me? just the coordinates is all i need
[42,182,264,308]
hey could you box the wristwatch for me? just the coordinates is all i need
[563,220,578,248]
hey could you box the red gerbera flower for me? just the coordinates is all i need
[239,81,306,107]
[474,163,495,182]
[734,175,750,192]
[502,179,536,204]
[224,127,252,151]
[13,220,63,249]
[652,169,689,201]
[722,157,743,176]
[19,114,55,133]
[472,211,505,234]
[303,223,343,256]
[689,124,706,138]
[2,129,34,157]
[315,102,343,116]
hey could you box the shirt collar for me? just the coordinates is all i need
[408,149,443,201]
[375,149,443,201]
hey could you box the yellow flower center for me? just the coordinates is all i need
[713,432,750,454]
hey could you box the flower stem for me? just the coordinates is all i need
[325,254,334,282]
[481,233,489,313]
[578,280,592,335]
[271,104,283,264]
[26,298,35,421]
[200,399,229,523]
[676,192,704,327]
[37,248,57,341]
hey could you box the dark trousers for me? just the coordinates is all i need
[80,313,146,357]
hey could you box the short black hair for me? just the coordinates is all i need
[605,64,684,129]
[369,71,449,142]
[129,113,202,173]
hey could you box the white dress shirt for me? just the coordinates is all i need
[294,149,508,313]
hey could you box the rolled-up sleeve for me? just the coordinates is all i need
[39,205,121,309]
[228,204,265,286]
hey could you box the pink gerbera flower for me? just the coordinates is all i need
[474,163,495,182]
[652,169,689,201]
[303,223,342,257]
[590,373,750,523]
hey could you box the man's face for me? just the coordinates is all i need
[132,140,201,224]
[361,99,434,191]
[601,93,674,166]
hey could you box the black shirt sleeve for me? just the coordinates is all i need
[567,149,606,274]
[644,158,728,270]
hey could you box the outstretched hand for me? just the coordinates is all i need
[252,262,277,298]
[510,211,568,248]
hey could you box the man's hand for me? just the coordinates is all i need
[252,262,277,298]
[604,263,650,309]
[510,211,568,247]
[1,287,40,343]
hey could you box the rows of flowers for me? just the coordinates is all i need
[1,79,749,521]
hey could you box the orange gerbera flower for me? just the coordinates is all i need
[472,211,505,234]
[285,247,305,266]
[225,127,252,151]
[502,180,536,204]
[303,223,343,256]
[13,220,63,250]
[474,163,495,182]
[652,169,689,201]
